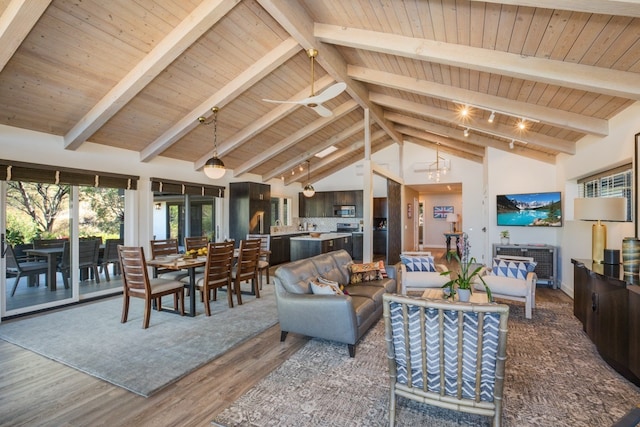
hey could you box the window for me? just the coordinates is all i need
[270,196,291,226]
[578,164,633,221]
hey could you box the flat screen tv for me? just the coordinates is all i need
[497,192,562,227]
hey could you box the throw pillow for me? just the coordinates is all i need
[310,278,344,295]
[491,258,537,280]
[377,260,388,278]
[400,255,436,272]
[349,262,380,284]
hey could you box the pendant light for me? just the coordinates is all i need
[303,160,315,197]
[198,107,226,179]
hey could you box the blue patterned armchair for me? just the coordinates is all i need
[382,293,510,427]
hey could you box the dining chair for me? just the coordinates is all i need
[7,244,49,296]
[246,234,271,290]
[149,238,188,281]
[193,241,235,314]
[100,238,123,281]
[231,238,261,305]
[117,245,185,329]
[56,239,101,288]
[184,236,209,252]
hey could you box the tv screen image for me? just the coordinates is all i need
[497,192,562,227]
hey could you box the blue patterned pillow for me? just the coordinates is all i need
[491,258,537,280]
[400,255,436,272]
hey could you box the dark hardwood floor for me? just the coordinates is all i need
[0,252,572,426]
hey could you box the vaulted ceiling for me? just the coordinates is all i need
[1,0,639,186]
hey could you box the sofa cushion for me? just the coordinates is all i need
[330,250,354,283]
[491,258,536,280]
[310,278,344,295]
[347,284,386,309]
[475,274,528,297]
[350,295,376,327]
[400,255,436,272]
[310,253,348,285]
[403,271,449,288]
[274,259,319,294]
[360,277,396,293]
[349,262,380,284]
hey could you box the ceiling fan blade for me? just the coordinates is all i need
[262,98,305,105]
[309,103,333,117]
[304,82,347,105]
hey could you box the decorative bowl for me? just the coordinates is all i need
[309,232,322,238]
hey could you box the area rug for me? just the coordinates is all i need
[0,286,277,397]
[212,301,640,427]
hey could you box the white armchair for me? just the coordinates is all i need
[474,255,537,319]
[399,252,449,294]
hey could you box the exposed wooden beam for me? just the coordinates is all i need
[394,125,485,158]
[194,74,334,170]
[403,137,484,164]
[475,0,640,18]
[370,92,575,155]
[65,0,241,150]
[348,65,608,137]
[141,37,301,163]
[315,23,640,101]
[0,0,51,73]
[257,0,403,145]
[261,120,365,182]
[233,100,359,177]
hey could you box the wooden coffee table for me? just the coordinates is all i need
[422,288,490,304]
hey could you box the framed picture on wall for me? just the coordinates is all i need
[433,206,454,218]
[407,203,412,219]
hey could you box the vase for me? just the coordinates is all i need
[500,237,510,245]
[458,288,471,302]
[622,237,640,275]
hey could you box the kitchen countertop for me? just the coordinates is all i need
[270,230,312,236]
[290,232,352,241]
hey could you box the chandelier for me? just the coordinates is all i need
[198,107,226,179]
[427,145,450,182]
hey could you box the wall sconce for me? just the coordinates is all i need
[155,202,162,211]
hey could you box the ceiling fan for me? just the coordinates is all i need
[262,48,346,117]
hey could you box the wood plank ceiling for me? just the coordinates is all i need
[0,0,639,186]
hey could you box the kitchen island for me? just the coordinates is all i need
[290,233,353,261]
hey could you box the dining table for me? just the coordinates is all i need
[25,247,64,291]
[146,256,207,317]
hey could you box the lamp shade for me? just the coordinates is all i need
[446,213,459,223]
[574,197,626,221]
[303,184,315,197]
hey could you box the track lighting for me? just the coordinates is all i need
[518,119,527,130]
[509,139,515,149]
[463,128,469,137]
[488,111,495,123]
[460,105,469,117]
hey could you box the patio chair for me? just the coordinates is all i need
[118,245,185,329]
[383,293,510,427]
[247,234,271,289]
[57,239,101,288]
[100,238,123,281]
[7,244,49,296]
[231,238,261,305]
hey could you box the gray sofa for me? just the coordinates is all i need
[274,249,397,357]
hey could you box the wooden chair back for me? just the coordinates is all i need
[185,236,209,252]
[118,245,151,294]
[150,239,179,259]
[233,238,261,302]
[200,241,235,312]
[246,234,270,262]
[382,293,509,427]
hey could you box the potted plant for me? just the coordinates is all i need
[441,233,493,302]
[500,230,510,245]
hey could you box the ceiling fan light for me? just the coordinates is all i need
[303,184,315,197]
[204,156,226,179]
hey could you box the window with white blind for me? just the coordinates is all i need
[578,164,633,221]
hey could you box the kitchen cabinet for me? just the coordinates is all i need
[290,234,352,261]
[229,182,270,245]
[373,230,387,255]
[333,234,352,257]
[299,190,363,218]
[572,259,639,386]
[333,191,356,206]
[270,235,292,265]
[374,197,388,218]
[352,233,363,261]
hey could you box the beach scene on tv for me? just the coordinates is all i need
[497,192,562,227]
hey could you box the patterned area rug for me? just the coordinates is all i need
[0,285,277,397]
[213,301,640,427]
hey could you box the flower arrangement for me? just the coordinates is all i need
[441,232,492,301]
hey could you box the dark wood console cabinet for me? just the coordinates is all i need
[572,259,640,386]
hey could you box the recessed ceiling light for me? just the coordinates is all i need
[315,146,338,158]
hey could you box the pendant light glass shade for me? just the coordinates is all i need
[199,107,225,179]
[303,160,315,197]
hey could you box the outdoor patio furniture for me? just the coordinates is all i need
[100,238,123,281]
[7,245,49,296]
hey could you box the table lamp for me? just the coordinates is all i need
[574,197,626,263]
[446,213,459,233]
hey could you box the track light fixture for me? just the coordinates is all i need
[198,107,226,179]
[454,102,539,127]
[518,119,527,130]
[463,128,470,137]
[509,139,515,149]
[488,111,495,123]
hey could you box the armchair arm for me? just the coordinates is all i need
[274,279,359,344]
